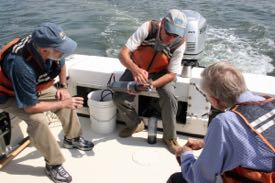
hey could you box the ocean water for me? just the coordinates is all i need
[0,0,274,75]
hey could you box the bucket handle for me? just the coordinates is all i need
[100,89,113,102]
[101,74,115,102]
[90,113,117,123]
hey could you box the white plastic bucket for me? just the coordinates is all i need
[87,90,117,134]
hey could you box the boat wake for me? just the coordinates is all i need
[200,26,274,75]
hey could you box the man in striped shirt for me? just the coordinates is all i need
[168,62,274,183]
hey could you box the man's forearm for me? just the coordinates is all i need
[24,100,64,113]
[119,47,139,72]
[151,72,176,88]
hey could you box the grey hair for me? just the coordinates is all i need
[201,62,247,107]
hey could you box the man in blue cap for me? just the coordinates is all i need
[113,9,187,154]
[0,22,94,183]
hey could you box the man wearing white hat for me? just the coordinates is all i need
[114,9,187,154]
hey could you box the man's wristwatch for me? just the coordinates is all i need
[59,83,68,89]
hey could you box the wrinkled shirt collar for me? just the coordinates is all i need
[237,90,265,103]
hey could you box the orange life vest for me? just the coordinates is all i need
[222,98,275,183]
[131,20,184,73]
[0,36,57,96]
[223,167,275,183]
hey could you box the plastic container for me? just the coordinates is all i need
[147,117,158,144]
[87,90,117,134]
[181,65,192,78]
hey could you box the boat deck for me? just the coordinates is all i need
[0,116,203,183]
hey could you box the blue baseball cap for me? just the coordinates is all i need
[164,9,187,37]
[32,22,77,54]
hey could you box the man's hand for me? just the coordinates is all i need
[132,67,148,84]
[118,46,148,84]
[175,145,193,157]
[56,88,71,101]
[175,145,192,165]
[185,138,204,150]
[62,97,84,110]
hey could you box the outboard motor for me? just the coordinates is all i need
[182,10,207,72]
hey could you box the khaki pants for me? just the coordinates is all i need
[0,86,82,165]
[113,69,178,139]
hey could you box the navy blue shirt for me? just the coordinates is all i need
[0,50,64,108]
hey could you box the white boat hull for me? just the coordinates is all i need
[65,54,275,136]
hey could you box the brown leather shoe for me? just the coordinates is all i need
[119,121,145,138]
[163,138,181,154]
